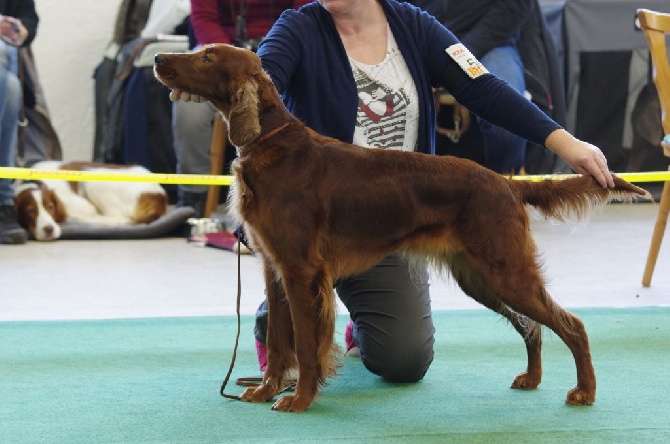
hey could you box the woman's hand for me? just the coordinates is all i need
[0,15,28,47]
[545,129,615,188]
[169,88,206,103]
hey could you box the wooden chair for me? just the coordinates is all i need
[637,9,670,287]
[203,114,228,217]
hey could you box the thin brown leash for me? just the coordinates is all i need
[218,233,243,400]
[218,232,296,401]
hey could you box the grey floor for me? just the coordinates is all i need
[1,202,668,322]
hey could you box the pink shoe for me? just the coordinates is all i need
[344,319,360,357]
[255,339,267,372]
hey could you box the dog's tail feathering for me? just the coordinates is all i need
[511,176,650,222]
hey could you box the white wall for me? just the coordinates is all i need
[31,1,123,160]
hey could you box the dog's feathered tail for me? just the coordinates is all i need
[510,176,650,222]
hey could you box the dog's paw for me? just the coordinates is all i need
[565,387,595,405]
[240,385,275,403]
[511,372,541,390]
[271,395,310,412]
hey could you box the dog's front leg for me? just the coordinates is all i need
[271,268,334,413]
[271,294,319,412]
[240,260,295,403]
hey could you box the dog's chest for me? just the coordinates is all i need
[227,173,249,223]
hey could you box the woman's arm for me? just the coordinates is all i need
[256,10,305,94]
[424,16,613,187]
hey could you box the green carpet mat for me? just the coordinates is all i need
[1,308,669,443]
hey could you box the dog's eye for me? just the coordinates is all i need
[202,54,212,63]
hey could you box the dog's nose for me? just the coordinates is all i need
[155,54,164,65]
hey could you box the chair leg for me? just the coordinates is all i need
[204,115,227,218]
[642,180,670,287]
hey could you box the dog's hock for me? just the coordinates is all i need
[228,80,261,147]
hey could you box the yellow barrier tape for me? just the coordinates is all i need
[0,167,234,186]
[511,171,670,183]
[0,166,669,185]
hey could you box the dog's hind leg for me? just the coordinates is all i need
[498,283,595,405]
[447,253,543,390]
[240,258,296,404]
[460,250,595,405]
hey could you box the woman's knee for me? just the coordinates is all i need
[2,74,21,115]
[360,334,434,383]
[7,74,20,99]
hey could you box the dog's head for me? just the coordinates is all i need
[154,44,273,147]
[14,182,66,241]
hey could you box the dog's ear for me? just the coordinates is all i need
[45,189,67,223]
[227,79,261,147]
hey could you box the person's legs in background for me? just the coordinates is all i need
[172,98,216,217]
[0,41,27,244]
[478,45,527,174]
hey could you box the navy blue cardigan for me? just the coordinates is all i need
[257,0,560,155]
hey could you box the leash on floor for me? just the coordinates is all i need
[218,234,297,401]
[218,235,243,400]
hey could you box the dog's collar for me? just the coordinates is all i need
[254,122,292,144]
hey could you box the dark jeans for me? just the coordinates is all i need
[254,254,435,383]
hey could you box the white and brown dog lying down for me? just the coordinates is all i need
[14,160,167,241]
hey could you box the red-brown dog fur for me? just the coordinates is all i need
[154,44,649,412]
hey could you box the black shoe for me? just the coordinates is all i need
[0,205,28,244]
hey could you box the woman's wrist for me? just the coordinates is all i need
[544,128,573,157]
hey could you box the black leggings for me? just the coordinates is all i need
[254,254,435,383]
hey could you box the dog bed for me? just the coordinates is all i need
[59,207,195,240]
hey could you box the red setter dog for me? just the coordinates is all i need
[155,44,648,412]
